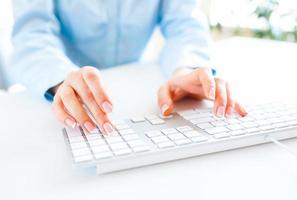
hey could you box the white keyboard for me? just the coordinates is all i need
[62,101,297,174]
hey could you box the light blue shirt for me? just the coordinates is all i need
[9,0,211,99]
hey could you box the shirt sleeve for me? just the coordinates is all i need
[159,0,213,78]
[9,0,78,99]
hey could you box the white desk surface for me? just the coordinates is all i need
[1,37,297,200]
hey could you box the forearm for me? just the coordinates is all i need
[10,0,78,99]
[159,0,212,78]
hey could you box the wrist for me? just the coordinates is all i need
[49,82,63,96]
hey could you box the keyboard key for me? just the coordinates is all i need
[287,120,297,126]
[190,117,216,124]
[195,108,212,113]
[127,140,146,147]
[131,117,145,123]
[184,114,203,120]
[196,123,214,129]
[132,146,150,153]
[256,119,271,126]
[145,115,159,120]
[159,114,173,119]
[115,124,130,130]
[105,137,123,144]
[273,122,289,129]
[252,114,267,120]
[88,128,100,134]
[176,126,193,132]
[65,127,82,137]
[151,136,170,144]
[146,130,163,138]
[111,119,126,126]
[269,117,284,124]
[177,110,196,116]
[174,139,191,145]
[122,134,139,141]
[157,141,175,149]
[259,125,274,131]
[227,124,244,131]
[194,113,213,118]
[246,127,260,134]
[213,132,230,139]
[68,136,85,143]
[95,152,113,160]
[149,118,165,125]
[167,133,186,141]
[161,128,178,135]
[109,142,129,150]
[85,134,102,141]
[88,139,106,146]
[239,116,254,122]
[191,136,208,143]
[183,130,201,138]
[91,145,110,153]
[241,122,258,128]
[205,127,229,135]
[107,131,121,137]
[119,129,134,135]
[114,148,132,156]
[224,118,241,124]
[72,148,91,157]
[229,130,246,136]
[70,142,87,149]
[74,154,93,163]
[211,121,228,127]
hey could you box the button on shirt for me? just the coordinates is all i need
[9,0,211,99]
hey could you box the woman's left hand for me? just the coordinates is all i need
[158,67,248,117]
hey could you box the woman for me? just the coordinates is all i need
[9,0,247,133]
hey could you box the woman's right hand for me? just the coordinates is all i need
[52,66,114,134]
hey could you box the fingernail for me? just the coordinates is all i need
[209,86,215,100]
[216,106,225,118]
[84,121,96,132]
[241,109,248,117]
[161,104,169,115]
[103,122,114,134]
[102,101,113,113]
[226,107,234,117]
[65,118,77,128]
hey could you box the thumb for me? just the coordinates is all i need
[158,83,174,116]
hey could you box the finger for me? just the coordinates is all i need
[235,102,248,117]
[196,68,216,100]
[70,76,113,134]
[169,73,204,95]
[60,85,96,133]
[81,67,113,114]
[158,83,174,116]
[53,95,77,128]
[213,78,227,117]
[172,88,187,101]
[225,82,235,117]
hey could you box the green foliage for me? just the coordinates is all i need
[252,0,297,42]
[253,0,279,40]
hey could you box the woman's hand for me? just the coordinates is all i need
[158,67,247,117]
[52,66,114,134]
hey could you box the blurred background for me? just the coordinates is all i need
[1,0,297,90]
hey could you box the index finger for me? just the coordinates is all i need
[196,68,216,100]
[81,67,113,114]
